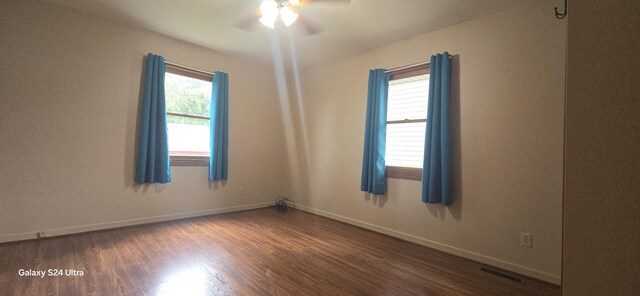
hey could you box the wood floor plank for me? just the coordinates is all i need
[0,208,561,295]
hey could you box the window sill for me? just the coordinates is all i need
[170,155,209,166]
[386,166,422,181]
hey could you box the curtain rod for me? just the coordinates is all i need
[145,55,214,77]
[385,55,453,73]
[165,61,213,77]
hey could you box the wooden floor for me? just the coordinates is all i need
[0,208,560,295]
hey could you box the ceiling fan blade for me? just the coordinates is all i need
[295,15,323,36]
[233,11,261,32]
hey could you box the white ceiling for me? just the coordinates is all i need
[45,0,531,67]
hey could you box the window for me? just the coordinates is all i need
[385,65,429,180]
[164,64,213,166]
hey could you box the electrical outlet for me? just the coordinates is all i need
[240,186,245,197]
[37,231,48,238]
[328,193,334,202]
[520,232,532,248]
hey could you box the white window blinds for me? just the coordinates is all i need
[385,74,429,168]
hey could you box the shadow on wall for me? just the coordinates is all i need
[132,183,168,194]
[364,193,388,207]
[209,180,227,190]
[426,55,462,222]
[125,57,146,189]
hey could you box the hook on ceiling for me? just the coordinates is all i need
[555,0,567,19]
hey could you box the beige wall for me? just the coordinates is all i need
[563,1,640,295]
[287,1,566,283]
[0,0,287,241]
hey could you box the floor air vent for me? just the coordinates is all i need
[480,267,523,283]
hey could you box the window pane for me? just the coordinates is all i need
[165,72,212,117]
[385,72,429,169]
[167,115,210,154]
[387,74,429,121]
[385,122,426,168]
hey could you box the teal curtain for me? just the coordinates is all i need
[422,52,452,205]
[361,69,389,195]
[135,54,171,184]
[209,71,229,181]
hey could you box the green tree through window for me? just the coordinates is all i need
[165,72,211,125]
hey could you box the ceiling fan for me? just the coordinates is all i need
[234,0,350,36]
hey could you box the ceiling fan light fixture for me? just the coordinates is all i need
[258,1,278,28]
[259,0,279,28]
[280,6,299,27]
[259,16,276,28]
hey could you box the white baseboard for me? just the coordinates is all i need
[0,202,272,244]
[296,204,561,285]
